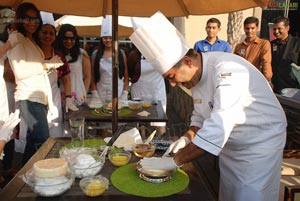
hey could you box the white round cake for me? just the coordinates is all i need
[33,158,68,178]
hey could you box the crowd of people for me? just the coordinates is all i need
[0,2,167,171]
[0,2,300,200]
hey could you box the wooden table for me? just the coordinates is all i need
[0,137,209,200]
[65,101,168,123]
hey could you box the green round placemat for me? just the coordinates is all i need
[63,138,106,149]
[111,163,189,197]
[92,108,132,117]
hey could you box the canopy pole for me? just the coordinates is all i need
[112,0,119,135]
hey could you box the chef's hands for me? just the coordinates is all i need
[0,110,21,142]
[163,136,190,156]
[140,156,180,171]
[45,55,64,71]
[66,97,79,112]
[119,90,128,101]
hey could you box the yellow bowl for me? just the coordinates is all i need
[80,175,109,197]
[108,150,131,167]
[132,143,156,158]
[142,101,151,108]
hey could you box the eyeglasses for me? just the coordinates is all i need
[23,15,40,23]
[63,36,76,41]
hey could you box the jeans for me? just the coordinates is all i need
[16,100,49,165]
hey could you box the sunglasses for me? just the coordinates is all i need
[23,15,40,23]
[63,36,76,41]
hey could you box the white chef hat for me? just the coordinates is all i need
[100,15,112,37]
[40,11,55,25]
[129,11,190,74]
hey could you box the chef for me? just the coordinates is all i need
[130,12,287,201]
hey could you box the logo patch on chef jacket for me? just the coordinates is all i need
[272,44,277,52]
[193,99,202,104]
[217,72,232,88]
[220,72,232,77]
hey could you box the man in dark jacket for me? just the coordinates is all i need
[271,16,300,93]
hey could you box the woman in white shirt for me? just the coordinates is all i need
[4,3,62,165]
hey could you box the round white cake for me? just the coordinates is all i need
[33,158,68,178]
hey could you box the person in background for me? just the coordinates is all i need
[55,24,91,106]
[0,110,20,186]
[128,47,167,136]
[194,18,231,53]
[234,16,272,84]
[1,24,15,117]
[127,45,141,84]
[131,12,287,201]
[90,15,129,103]
[0,23,17,173]
[1,3,63,165]
[0,110,20,159]
[89,16,129,137]
[271,16,300,93]
[37,14,78,137]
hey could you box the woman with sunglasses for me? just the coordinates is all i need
[55,24,91,106]
[1,3,63,165]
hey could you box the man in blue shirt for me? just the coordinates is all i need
[194,18,231,53]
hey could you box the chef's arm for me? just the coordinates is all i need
[173,142,205,166]
[183,125,200,141]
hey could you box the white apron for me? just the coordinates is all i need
[131,59,166,126]
[47,69,63,137]
[96,57,124,102]
[66,49,86,106]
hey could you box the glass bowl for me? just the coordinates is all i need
[108,149,131,166]
[22,167,75,197]
[80,175,109,197]
[142,101,152,108]
[136,163,177,178]
[60,147,105,178]
[132,143,156,158]
[128,101,142,110]
[73,156,105,178]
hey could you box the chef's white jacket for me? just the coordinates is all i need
[190,52,287,201]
